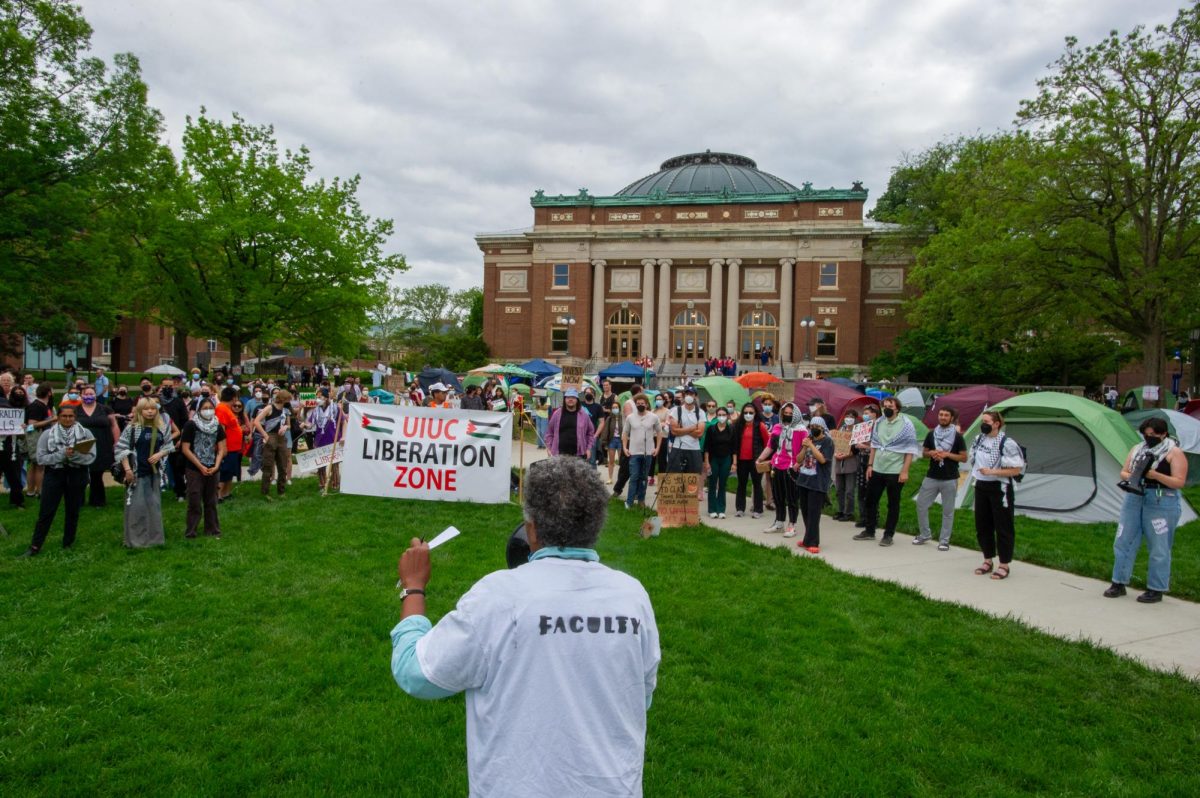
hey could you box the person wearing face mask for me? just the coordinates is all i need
[796,416,834,552]
[20,403,96,556]
[60,385,82,408]
[832,409,862,522]
[851,405,880,527]
[622,394,661,509]
[732,403,770,518]
[1106,417,1189,603]
[157,378,189,503]
[216,386,245,502]
[0,385,27,508]
[756,402,808,535]
[74,386,120,507]
[702,407,736,518]
[186,370,203,393]
[580,389,605,466]
[666,388,705,497]
[648,391,670,487]
[179,397,227,538]
[110,385,134,431]
[967,410,1026,580]
[114,398,176,547]
[853,398,920,546]
[23,384,56,498]
[598,400,624,484]
[807,398,836,430]
[612,385,645,497]
[304,389,342,491]
[758,395,778,511]
[914,407,968,550]
[254,389,293,498]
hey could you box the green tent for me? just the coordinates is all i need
[956,392,1196,524]
[693,376,751,411]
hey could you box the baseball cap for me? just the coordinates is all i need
[430,382,448,392]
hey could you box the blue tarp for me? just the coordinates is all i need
[519,358,562,380]
[599,360,651,380]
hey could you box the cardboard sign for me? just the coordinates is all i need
[656,472,701,528]
[295,441,344,472]
[341,404,512,504]
[850,420,874,446]
[0,407,22,436]
[832,428,853,457]
[560,365,584,391]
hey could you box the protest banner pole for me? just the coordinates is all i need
[323,400,346,498]
[516,404,525,504]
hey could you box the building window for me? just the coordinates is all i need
[671,308,708,360]
[739,311,777,361]
[816,328,837,358]
[606,308,641,360]
[550,326,569,353]
[819,262,838,288]
[553,263,569,288]
[101,338,112,355]
[207,339,218,352]
[23,334,89,370]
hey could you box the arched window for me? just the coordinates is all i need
[606,308,641,359]
[739,310,777,361]
[671,308,708,360]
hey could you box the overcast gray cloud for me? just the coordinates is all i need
[80,0,1183,290]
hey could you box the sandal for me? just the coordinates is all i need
[974,561,994,576]
[991,565,1010,580]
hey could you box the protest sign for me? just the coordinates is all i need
[0,407,23,436]
[831,428,852,457]
[850,421,873,446]
[1142,385,1160,402]
[295,441,344,473]
[341,403,512,503]
[560,365,583,391]
[656,472,700,528]
[299,392,318,409]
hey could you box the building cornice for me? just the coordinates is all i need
[529,185,868,207]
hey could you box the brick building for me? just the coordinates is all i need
[477,151,912,377]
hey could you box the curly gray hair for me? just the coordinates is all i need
[523,456,610,548]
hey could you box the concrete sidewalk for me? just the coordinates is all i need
[514,441,1200,679]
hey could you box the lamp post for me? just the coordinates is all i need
[800,316,816,361]
[557,314,577,359]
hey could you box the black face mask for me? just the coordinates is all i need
[1144,434,1163,446]
[781,414,794,424]
[882,407,895,418]
[980,422,994,435]
[160,388,174,399]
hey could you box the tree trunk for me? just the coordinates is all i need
[173,329,190,370]
[229,336,243,368]
[1141,328,1166,407]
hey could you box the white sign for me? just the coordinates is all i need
[341,404,512,504]
[294,441,344,473]
[1142,385,1160,401]
[0,407,23,436]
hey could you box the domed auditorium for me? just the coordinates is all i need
[477,151,912,378]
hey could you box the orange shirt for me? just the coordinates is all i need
[215,402,243,452]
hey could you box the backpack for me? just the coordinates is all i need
[974,433,1027,483]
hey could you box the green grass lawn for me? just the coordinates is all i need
[2,480,1199,796]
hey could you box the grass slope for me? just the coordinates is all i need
[1,482,1198,796]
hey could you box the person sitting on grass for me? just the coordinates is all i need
[390,456,660,798]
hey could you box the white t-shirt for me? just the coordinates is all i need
[669,405,702,451]
[416,558,660,798]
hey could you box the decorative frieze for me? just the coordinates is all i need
[608,212,641,222]
[817,306,838,315]
[744,209,779,219]
[675,210,709,220]
[675,268,707,292]
[818,207,844,217]
[876,307,897,316]
[550,212,574,222]
[610,269,641,292]
[499,270,528,292]
[504,306,523,314]
[870,268,904,293]
[743,268,776,293]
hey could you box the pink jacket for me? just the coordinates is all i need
[546,407,596,457]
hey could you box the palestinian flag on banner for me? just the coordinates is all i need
[361,411,395,434]
[466,419,504,441]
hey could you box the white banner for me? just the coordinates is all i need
[341,403,512,503]
[0,407,23,436]
[295,441,344,472]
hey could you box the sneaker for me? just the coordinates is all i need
[751,512,762,519]
[625,503,633,511]
[1136,589,1163,604]
[804,546,821,554]
[1103,583,1126,598]
[783,525,797,538]
[718,513,726,519]
[879,537,894,547]
[735,511,744,517]
[709,512,718,518]
[937,542,950,551]
[764,521,783,533]
[912,536,930,545]
[852,531,875,541]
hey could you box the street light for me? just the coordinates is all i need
[557,314,576,358]
[800,316,816,361]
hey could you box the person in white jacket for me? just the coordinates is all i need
[20,404,97,556]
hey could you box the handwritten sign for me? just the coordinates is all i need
[561,365,584,392]
[832,428,852,457]
[1142,385,1160,401]
[656,472,700,528]
[295,441,344,472]
[850,420,873,446]
[0,407,25,436]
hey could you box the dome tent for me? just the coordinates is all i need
[954,392,1198,525]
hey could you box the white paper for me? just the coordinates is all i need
[427,526,461,549]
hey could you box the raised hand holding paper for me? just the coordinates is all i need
[427,526,461,550]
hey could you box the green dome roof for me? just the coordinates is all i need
[615,151,799,197]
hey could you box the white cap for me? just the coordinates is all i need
[430,382,448,392]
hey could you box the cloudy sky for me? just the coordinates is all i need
[80,0,1182,290]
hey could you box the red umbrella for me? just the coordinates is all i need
[735,372,783,389]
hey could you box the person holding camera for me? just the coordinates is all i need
[113,398,175,548]
[967,410,1025,580]
[1105,417,1188,603]
[390,456,660,798]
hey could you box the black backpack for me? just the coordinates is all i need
[972,433,1027,483]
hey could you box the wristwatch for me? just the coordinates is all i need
[399,588,426,600]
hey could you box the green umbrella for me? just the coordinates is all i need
[693,376,751,411]
[509,382,531,398]
[463,374,508,391]
[481,363,536,379]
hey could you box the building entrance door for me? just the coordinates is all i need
[739,310,777,361]
[671,309,708,361]
[606,308,641,359]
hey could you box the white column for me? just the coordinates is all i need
[641,259,656,358]
[708,258,724,358]
[656,259,672,359]
[590,260,606,358]
[725,258,741,361]
[779,258,796,362]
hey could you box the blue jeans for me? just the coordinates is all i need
[1113,489,1181,591]
[534,415,548,448]
[626,454,652,507]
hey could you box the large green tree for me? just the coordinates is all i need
[138,111,404,366]
[876,5,1200,386]
[0,0,164,354]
